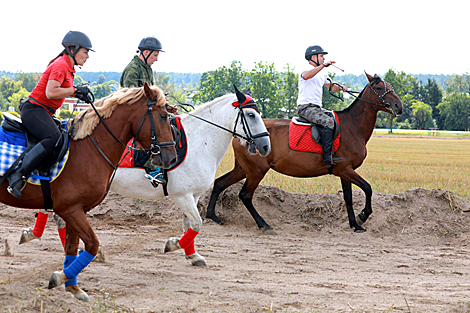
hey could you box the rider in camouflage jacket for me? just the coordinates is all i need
[120,55,154,88]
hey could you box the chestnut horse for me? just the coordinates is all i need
[206,73,403,233]
[0,83,176,301]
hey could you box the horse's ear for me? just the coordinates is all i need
[143,82,157,100]
[234,84,246,104]
[245,87,252,97]
[365,71,373,82]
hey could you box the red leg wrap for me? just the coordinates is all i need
[178,229,198,249]
[184,240,195,256]
[32,211,49,238]
[57,228,66,248]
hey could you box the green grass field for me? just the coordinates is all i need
[216,136,470,201]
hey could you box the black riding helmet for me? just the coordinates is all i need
[305,45,328,66]
[138,37,164,64]
[62,31,94,66]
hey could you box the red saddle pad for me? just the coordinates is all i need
[288,113,340,153]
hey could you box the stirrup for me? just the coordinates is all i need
[7,177,27,199]
[144,173,166,188]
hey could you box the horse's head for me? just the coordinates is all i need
[132,83,177,169]
[365,72,403,117]
[233,85,271,156]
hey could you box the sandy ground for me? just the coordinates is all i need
[1,184,470,313]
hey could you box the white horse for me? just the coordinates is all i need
[20,88,271,268]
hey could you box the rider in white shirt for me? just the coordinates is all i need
[296,45,348,168]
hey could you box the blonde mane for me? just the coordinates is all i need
[69,86,164,140]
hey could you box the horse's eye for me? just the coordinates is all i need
[160,114,167,120]
[247,112,255,118]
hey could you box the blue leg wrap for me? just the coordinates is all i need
[63,250,95,281]
[64,255,78,287]
[149,168,162,175]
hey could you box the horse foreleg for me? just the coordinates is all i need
[165,195,207,266]
[206,159,246,224]
[340,178,363,232]
[48,210,97,302]
[340,170,372,232]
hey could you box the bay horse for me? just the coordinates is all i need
[205,73,403,233]
[2,83,177,301]
[19,87,271,270]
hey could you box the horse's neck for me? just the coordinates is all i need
[183,97,236,158]
[342,98,378,142]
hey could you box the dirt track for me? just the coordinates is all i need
[1,184,470,312]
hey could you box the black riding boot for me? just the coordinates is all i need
[7,143,49,199]
[321,127,342,168]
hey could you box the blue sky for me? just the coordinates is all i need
[2,0,469,76]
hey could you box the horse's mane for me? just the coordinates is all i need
[187,93,234,116]
[69,86,163,140]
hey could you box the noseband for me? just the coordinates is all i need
[132,97,176,158]
[232,101,270,145]
[367,79,395,114]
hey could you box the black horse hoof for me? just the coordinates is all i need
[356,213,366,226]
[354,225,366,233]
[206,214,222,225]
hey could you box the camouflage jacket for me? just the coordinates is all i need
[120,56,154,88]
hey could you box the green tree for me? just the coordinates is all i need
[437,93,470,131]
[193,60,246,104]
[246,61,281,118]
[0,76,22,101]
[445,73,470,94]
[97,74,106,85]
[74,75,85,86]
[58,109,79,120]
[422,78,443,128]
[14,72,39,92]
[7,88,30,112]
[411,100,432,129]
[278,64,298,118]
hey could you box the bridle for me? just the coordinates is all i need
[168,93,270,146]
[329,79,397,116]
[71,93,176,170]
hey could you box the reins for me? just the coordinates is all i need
[167,93,269,145]
[69,90,176,197]
[329,80,396,116]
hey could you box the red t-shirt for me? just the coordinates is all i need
[29,54,75,114]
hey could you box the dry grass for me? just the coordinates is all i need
[216,137,470,201]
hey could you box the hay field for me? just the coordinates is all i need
[216,136,470,201]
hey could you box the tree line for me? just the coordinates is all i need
[0,66,468,131]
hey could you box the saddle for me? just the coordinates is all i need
[1,112,69,170]
[119,116,187,196]
[288,111,341,153]
[0,112,70,210]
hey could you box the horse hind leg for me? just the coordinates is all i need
[239,181,273,233]
[206,159,246,224]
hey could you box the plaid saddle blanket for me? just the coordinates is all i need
[0,126,69,186]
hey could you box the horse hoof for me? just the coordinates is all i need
[356,214,365,226]
[261,225,275,235]
[354,226,367,233]
[164,237,181,253]
[65,285,90,302]
[186,253,207,267]
[19,227,39,245]
[206,214,222,225]
[48,271,68,289]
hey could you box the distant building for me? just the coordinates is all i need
[63,98,90,112]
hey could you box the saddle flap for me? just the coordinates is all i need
[2,112,26,133]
